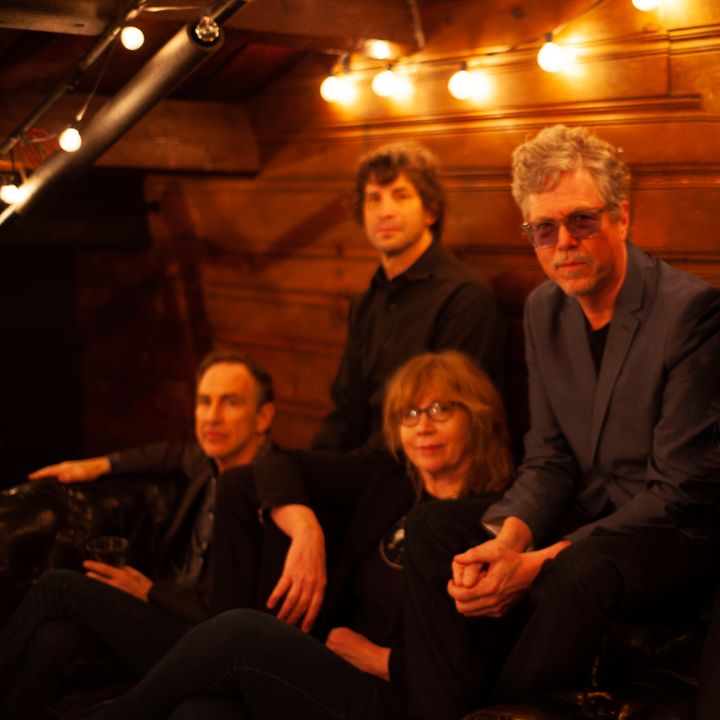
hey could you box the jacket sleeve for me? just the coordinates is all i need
[254,448,378,513]
[109,440,205,484]
[483,298,579,544]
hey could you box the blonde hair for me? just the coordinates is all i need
[383,351,513,496]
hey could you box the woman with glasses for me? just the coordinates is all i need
[90,350,513,720]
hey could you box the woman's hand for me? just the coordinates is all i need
[325,627,390,681]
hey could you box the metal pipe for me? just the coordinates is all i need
[0,0,251,227]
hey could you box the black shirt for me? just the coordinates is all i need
[312,240,505,451]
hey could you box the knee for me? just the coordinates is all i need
[184,608,283,653]
[26,569,89,611]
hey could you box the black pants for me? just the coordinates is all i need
[403,499,711,720]
[87,609,396,720]
[0,469,268,720]
[0,569,189,719]
[697,585,720,720]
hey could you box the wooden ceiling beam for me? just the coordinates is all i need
[146,0,424,54]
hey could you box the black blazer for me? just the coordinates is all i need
[110,440,216,625]
[486,242,720,545]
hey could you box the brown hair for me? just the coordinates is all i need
[353,141,446,241]
[383,351,513,497]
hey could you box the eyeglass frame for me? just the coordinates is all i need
[521,204,614,249]
[399,400,459,427]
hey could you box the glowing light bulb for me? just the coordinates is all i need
[537,41,567,73]
[447,68,492,101]
[59,127,82,152]
[367,40,391,60]
[372,68,397,97]
[632,0,659,10]
[0,183,20,205]
[371,68,413,99]
[120,26,145,50]
[320,74,357,104]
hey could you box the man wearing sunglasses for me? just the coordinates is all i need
[402,124,720,719]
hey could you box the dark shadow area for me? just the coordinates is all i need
[0,245,83,486]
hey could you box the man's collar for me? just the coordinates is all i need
[372,239,443,287]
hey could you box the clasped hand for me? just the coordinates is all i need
[448,539,540,618]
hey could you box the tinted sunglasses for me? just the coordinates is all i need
[522,205,613,249]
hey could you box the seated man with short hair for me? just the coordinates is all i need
[0,350,277,719]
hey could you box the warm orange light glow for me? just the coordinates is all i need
[320,74,357,104]
[448,68,492,101]
[537,41,568,73]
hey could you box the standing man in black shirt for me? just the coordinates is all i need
[312,142,505,452]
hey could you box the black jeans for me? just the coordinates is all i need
[403,499,711,720]
[697,585,720,720]
[89,608,390,720]
[0,569,188,719]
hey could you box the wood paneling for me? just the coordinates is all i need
[63,0,720,453]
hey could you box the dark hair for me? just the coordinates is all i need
[383,351,514,497]
[195,350,274,407]
[354,141,446,241]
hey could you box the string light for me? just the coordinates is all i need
[366,40,392,60]
[447,63,492,101]
[320,55,358,105]
[0,181,20,205]
[58,126,82,152]
[120,26,145,50]
[371,66,413,99]
[537,34,568,73]
[632,0,660,10]
[315,0,667,99]
[320,74,357,104]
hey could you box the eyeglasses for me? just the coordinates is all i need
[522,205,612,249]
[400,401,456,427]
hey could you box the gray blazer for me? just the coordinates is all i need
[486,242,720,545]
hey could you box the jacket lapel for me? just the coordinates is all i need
[589,243,647,459]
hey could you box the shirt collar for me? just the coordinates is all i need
[371,239,442,288]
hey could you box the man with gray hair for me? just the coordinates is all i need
[403,125,720,718]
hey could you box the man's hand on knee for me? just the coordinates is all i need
[84,561,153,602]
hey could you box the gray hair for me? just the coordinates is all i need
[511,125,630,220]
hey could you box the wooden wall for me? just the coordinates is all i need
[67,0,720,455]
